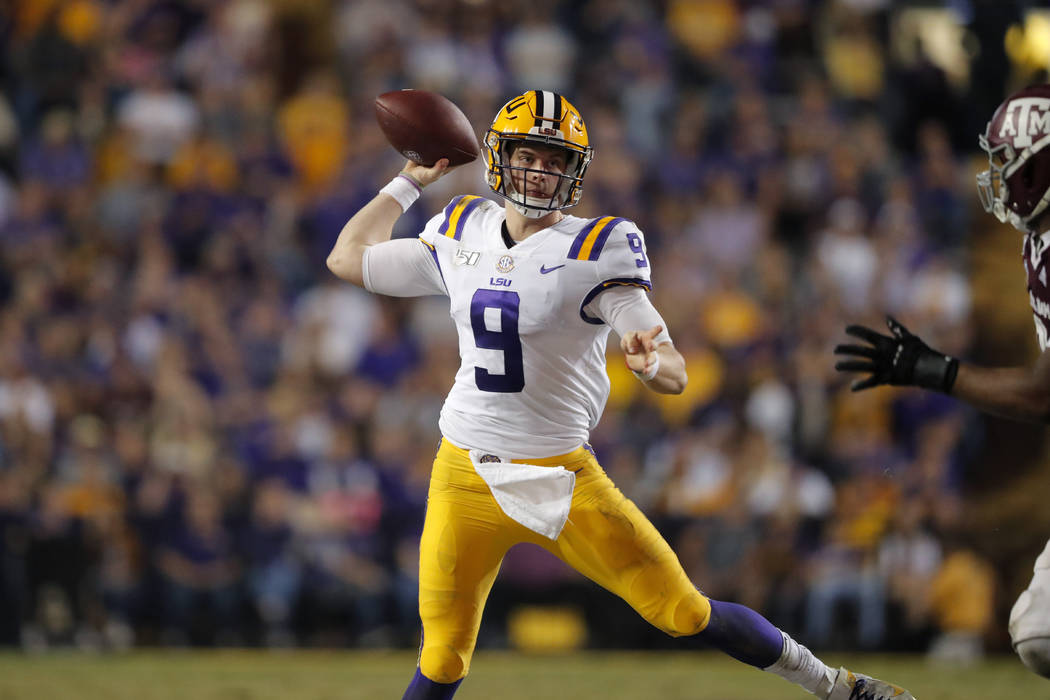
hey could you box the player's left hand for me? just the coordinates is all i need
[622,325,662,376]
[834,316,958,393]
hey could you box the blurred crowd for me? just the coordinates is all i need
[0,0,1047,658]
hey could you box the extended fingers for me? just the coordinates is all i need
[844,324,885,345]
[639,325,662,352]
[838,323,892,391]
[834,344,877,359]
[885,315,910,338]
[835,360,875,373]
[624,328,661,354]
[851,376,880,391]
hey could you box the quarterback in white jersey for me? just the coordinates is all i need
[366,195,659,458]
[328,91,915,700]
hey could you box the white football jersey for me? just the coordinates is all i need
[369,195,654,458]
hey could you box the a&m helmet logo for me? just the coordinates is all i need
[496,255,515,273]
[998,97,1050,150]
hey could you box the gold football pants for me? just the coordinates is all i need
[417,439,711,683]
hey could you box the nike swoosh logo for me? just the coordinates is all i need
[540,264,566,274]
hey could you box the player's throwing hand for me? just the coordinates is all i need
[403,158,454,188]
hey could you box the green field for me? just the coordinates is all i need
[0,650,1044,699]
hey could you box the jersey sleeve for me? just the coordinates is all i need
[576,218,654,324]
[583,285,672,345]
[362,210,447,297]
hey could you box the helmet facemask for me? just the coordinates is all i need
[487,138,586,218]
[976,133,1023,229]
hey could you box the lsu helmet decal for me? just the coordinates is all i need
[485,90,593,218]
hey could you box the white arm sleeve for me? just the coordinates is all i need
[584,285,673,346]
[361,238,446,297]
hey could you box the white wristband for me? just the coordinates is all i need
[630,354,660,382]
[379,174,423,212]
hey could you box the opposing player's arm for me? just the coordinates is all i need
[326,159,451,287]
[834,316,1050,422]
[950,352,1050,423]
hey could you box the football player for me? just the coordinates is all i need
[329,91,916,700]
[835,84,1050,678]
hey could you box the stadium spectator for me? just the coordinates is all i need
[156,486,240,645]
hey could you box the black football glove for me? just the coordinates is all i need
[834,316,959,393]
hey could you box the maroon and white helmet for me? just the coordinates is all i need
[977,84,1050,232]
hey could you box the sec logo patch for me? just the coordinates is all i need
[496,255,515,273]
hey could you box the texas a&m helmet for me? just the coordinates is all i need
[977,84,1050,232]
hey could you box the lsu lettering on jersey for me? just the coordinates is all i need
[414,195,652,458]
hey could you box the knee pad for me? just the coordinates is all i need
[419,645,469,684]
[665,591,712,637]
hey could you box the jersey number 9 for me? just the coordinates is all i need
[627,232,648,268]
[470,289,525,392]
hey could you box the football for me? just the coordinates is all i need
[374,89,480,167]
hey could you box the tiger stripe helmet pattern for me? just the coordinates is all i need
[485,90,593,218]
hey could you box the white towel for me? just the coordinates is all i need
[469,450,576,540]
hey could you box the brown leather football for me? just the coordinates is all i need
[374,90,480,167]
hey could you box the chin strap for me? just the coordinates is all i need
[510,200,549,219]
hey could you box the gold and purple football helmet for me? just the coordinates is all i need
[484,90,593,218]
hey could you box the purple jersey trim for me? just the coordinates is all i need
[568,218,601,259]
[451,197,482,240]
[437,195,482,241]
[578,277,653,325]
[585,217,625,261]
[567,216,626,261]
[437,196,465,236]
